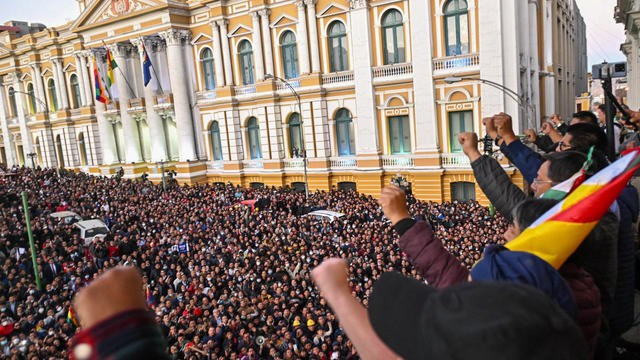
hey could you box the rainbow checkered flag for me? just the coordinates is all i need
[506,149,640,269]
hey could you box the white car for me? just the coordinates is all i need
[50,211,82,224]
[74,219,110,245]
[305,210,346,222]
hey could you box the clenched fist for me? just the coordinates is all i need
[378,185,410,226]
[458,132,482,162]
[483,117,498,140]
[524,129,537,142]
[493,113,518,144]
[312,258,350,298]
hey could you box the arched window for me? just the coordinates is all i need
[388,115,411,154]
[200,48,216,90]
[7,87,17,117]
[288,113,303,157]
[70,75,81,109]
[444,0,470,56]
[78,132,88,166]
[209,121,223,161]
[328,21,348,72]
[26,83,36,114]
[280,31,299,79]
[381,10,405,65]
[238,40,255,85]
[247,117,262,159]
[335,109,355,156]
[48,79,58,112]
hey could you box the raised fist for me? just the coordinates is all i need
[312,258,350,296]
[458,132,482,162]
[524,129,537,142]
[378,186,410,226]
[483,117,498,140]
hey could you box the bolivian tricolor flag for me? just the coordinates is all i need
[67,306,78,327]
[507,149,640,269]
[93,57,110,104]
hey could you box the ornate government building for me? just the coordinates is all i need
[0,0,586,202]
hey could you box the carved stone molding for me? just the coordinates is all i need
[158,29,191,46]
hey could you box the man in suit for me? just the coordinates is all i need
[43,258,60,283]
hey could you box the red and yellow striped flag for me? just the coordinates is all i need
[506,149,640,269]
[67,306,78,327]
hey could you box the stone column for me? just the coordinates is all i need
[131,37,168,162]
[259,9,274,77]
[30,65,47,113]
[159,29,198,162]
[74,54,88,107]
[79,52,93,105]
[295,1,311,75]
[305,0,321,73]
[50,60,65,110]
[108,42,142,163]
[409,0,438,152]
[250,12,265,81]
[54,59,70,109]
[217,20,234,86]
[0,83,17,166]
[210,21,226,88]
[349,0,379,155]
[14,78,34,164]
[90,56,118,165]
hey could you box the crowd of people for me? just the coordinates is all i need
[0,165,508,359]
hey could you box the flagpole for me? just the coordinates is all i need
[143,41,165,94]
[102,41,138,99]
[22,191,42,291]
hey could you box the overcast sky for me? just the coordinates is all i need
[0,0,628,69]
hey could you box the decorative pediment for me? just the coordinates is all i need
[63,63,77,73]
[41,67,54,77]
[20,72,31,82]
[191,32,212,45]
[317,3,350,18]
[270,14,298,29]
[228,24,253,38]
[0,43,10,56]
[71,0,165,32]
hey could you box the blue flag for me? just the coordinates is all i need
[142,43,153,86]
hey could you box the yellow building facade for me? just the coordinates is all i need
[0,0,585,203]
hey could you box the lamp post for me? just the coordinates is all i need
[264,74,309,199]
[156,160,167,192]
[8,88,48,111]
[444,76,536,128]
[26,152,36,169]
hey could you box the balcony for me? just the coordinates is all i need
[276,80,300,91]
[208,161,224,170]
[441,153,471,168]
[372,63,413,80]
[235,84,257,96]
[322,71,354,86]
[105,101,120,113]
[382,155,414,168]
[242,159,263,169]
[283,158,305,169]
[330,157,357,169]
[433,53,480,75]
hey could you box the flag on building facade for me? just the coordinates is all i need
[67,306,78,327]
[106,49,117,89]
[93,57,110,104]
[506,148,640,269]
[142,43,153,86]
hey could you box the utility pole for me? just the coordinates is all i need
[22,191,41,291]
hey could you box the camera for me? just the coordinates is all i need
[390,175,411,195]
[592,62,627,80]
[482,135,494,155]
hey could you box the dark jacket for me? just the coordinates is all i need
[396,220,601,350]
[534,135,558,153]
[471,154,618,321]
[499,139,544,185]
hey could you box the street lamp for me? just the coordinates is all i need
[264,74,309,200]
[444,76,536,127]
[8,88,48,111]
[26,152,36,168]
[156,160,167,192]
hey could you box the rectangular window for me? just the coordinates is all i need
[448,110,473,152]
[388,116,411,154]
[459,13,469,54]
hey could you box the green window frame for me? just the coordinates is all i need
[444,0,470,56]
[7,87,17,117]
[381,9,406,65]
[280,31,299,79]
[451,181,476,201]
[27,83,36,114]
[210,121,223,161]
[247,117,262,159]
[328,21,348,72]
[48,79,58,112]
[200,48,216,90]
[288,113,303,157]
[335,108,355,156]
[238,40,255,85]
[70,75,81,109]
[388,115,411,154]
[448,110,473,152]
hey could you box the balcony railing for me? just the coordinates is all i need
[322,71,354,85]
[242,159,263,169]
[70,109,81,116]
[330,157,357,169]
[441,153,471,168]
[283,158,305,169]
[235,84,257,96]
[433,53,480,72]
[276,80,300,91]
[208,161,224,170]
[382,155,414,168]
[196,90,216,102]
[372,63,413,79]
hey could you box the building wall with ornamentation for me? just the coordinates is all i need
[0,0,586,202]
[617,0,640,110]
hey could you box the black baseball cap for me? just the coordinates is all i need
[368,272,587,360]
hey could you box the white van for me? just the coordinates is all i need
[304,210,346,222]
[74,220,110,245]
[50,211,82,224]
